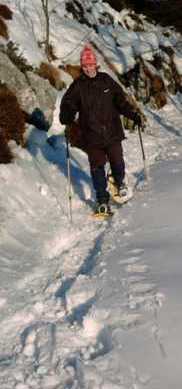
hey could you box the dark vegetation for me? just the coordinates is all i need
[105,1,182,33]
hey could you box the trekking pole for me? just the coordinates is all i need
[65,135,73,223]
[137,124,149,183]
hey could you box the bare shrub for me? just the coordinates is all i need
[0,129,13,163]
[0,16,8,39]
[0,83,26,147]
[0,4,13,20]
[37,62,65,89]
[5,41,33,73]
[61,64,81,80]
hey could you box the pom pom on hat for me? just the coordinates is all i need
[80,44,97,67]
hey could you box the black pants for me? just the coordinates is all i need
[87,142,125,204]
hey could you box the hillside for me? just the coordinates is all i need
[0,1,182,388]
[105,0,182,34]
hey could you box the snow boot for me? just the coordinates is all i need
[108,174,133,205]
[93,202,113,219]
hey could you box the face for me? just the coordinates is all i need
[82,64,97,78]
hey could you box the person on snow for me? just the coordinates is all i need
[59,43,143,214]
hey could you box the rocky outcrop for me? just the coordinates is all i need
[26,71,57,122]
[0,50,57,122]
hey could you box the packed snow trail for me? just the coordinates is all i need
[79,158,182,388]
[0,111,182,387]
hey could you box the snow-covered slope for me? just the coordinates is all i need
[0,95,182,387]
[2,0,181,72]
[0,1,182,388]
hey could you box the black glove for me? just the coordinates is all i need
[134,112,142,127]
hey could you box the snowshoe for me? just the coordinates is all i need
[108,175,133,205]
[92,202,114,220]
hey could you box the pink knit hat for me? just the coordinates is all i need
[80,44,97,67]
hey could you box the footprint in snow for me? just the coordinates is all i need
[126,264,148,273]
[129,283,156,295]
[128,248,145,255]
[119,256,142,265]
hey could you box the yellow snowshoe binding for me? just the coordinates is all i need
[107,173,133,205]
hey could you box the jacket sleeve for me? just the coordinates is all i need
[110,77,137,121]
[59,80,80,125]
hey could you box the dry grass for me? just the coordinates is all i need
[63,64,81,80]
[0,84,26,147]
[155,92,167,109]
[22,110,31,123]
[0,17,8,39]
[143,65,165,92]
[0,129,13,163]
[142,62,167,108]
[0,4,13,20]
[37,62,65,90]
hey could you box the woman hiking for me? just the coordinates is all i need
[59,43,142,215]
